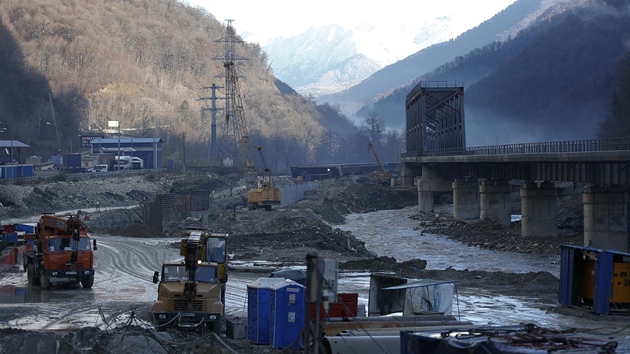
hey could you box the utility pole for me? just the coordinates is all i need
[49,93,61,155]
[182,132,186,174]
[199,83,224,163]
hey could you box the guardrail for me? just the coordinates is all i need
[402,137,630,158]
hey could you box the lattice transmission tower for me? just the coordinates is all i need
[213,20,256,186]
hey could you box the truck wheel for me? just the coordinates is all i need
[40,273,51,289]
[81,275,94,288]
[248,203,255,210]
[213,315,222,335]
[27,264,40,286]
[27,265,33,284]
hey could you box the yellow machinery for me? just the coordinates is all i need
[247,146,281,210]
[180,229,229,304]
[582,260,630,303]
[152,233,224,332]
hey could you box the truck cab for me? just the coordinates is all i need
[23,213,97,289]
[131,157,144,169]
[113,156,132,170]
[152,262,224,332]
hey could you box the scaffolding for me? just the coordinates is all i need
[405,81,465,155]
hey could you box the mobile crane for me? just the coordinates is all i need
[23,213,97,289]
[153,229,228,334]
[368,142,394,184]
[152,232,225,333]
[247,146,281,210]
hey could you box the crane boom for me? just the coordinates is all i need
[224,62,258,191]
[368,142,389,176]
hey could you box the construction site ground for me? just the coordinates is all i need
[0,171,628,354]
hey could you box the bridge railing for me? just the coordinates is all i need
[402,137,630,157]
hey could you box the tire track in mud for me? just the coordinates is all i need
[94,237,174,302]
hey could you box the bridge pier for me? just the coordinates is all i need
[452,178,480,220]
[480,179,512,226]
[520,182,558,237]
[583,186,629,251]
[401,165,416,187]
[417,167,451,213]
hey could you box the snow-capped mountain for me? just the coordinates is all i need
[241,6,517,97]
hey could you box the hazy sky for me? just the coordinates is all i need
[183,0,518,43]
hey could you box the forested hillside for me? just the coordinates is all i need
[0,0,398,172]
[360,0,630,146]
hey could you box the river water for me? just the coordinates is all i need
[335,206,561,276]
[331,206,591,328]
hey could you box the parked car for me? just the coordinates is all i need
[95,164,109,172]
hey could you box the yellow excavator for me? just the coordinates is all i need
[246,146,281,210]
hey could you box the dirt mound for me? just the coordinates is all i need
[341,256,428,272]
[298,184,417,224]
[228,228,375,263]
[84,208,143,234]
[420,213,583,255]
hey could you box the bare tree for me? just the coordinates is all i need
[361,111,385,147]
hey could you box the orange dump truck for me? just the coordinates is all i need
[23,213,97,289]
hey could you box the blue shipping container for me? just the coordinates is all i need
[64,153,82,173]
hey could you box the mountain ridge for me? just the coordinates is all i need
[358,0,629,145]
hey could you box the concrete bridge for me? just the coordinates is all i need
[402,82,630,252]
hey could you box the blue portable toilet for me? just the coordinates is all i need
[269,279,305,350]
[247,278,305,349]
[248,278,287,344]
